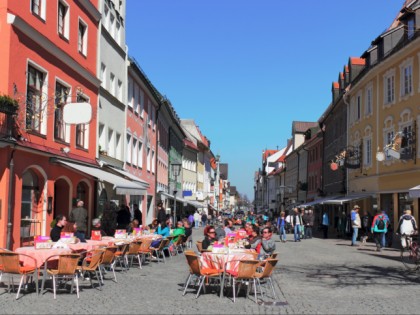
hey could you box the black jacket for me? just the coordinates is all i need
[50,225,63,242]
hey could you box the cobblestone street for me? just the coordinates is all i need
[1,227,419,314]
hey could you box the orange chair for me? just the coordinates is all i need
[77,249,105,290]
[41,253,81,299]
[137,238,153,263]
[126,240,142,269]
[0,251,38,299]
[99,246,118,283]
[255,259,278,300]
[183,251,223,298]
[150,238,170,263]
[114,243,130,271]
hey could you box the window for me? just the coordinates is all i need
[103,3,109,31]
[132,138,138,166]
[408,18,415,39]
[31,0,46,20]
[110,73,115,96]
[385,130,394,160]
[364,137,372,166]
[26,65,45,132]
[115,133,121,160]
[100,63,106,88]
[127,77,133,108]
[58,1,69,39]
[138,141,143,168]
[148,101,152,126]
[116,19,121,45]
[126,134,132,164]
[147,147,151,171]
[139,89,144,117]
[110,14,115,38]
[54,82,69,141]
[98,123,105,152]
[117,79,122,101]
[356,93,361,121]
[400,59,413,97]
[365,84,372,116]
[78,20,87,56]
[76,94,89,148]
[151,150,155,173]
[108,129,114,157]
[383,69,395,106]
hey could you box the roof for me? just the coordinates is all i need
[349,57,365,66]
[263,149,278,160]
[292,121,318,134]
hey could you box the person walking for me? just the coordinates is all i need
[371,209,389,252]
[397,209,417,248]
[381,210,390,248]
[350,205,362,246]
[201,212,208,227]
[69,200,88,241]
[305,208,315,239]
[291,208,301,242]
[277,211,287,242]
[133,203,142,226]
[321,211,329,239]
[116,204,131,230]
[156,201,166,225]
[193,211,201,229]
[360,210,370,244]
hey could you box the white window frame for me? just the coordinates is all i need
[54,78,71,143]
[399,57,413,100]
[110,73,115,96]
[147,147,151,171]
[57,0,70,40]
[98,123,106,154]
[126,133,132,164]
[132,138,138,166]
[103,3,109,31]
[108,129,114,157]
[100,63,106,88]
[78,18,88,56]
[115,132,122,160]
[127,76,133,108]
[151,150,155,174]
[363,130,372,168]
[356,92,362,121]
[139,89,144,118]
[383,117,395,161]
[31,0,46,20]
[138,140,143,168]
[383,68,395,107]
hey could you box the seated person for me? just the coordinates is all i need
[215,224,226,241]
[127,219,140,234]
[62,221,86,243]
[172,220,185,243]
[148,219,159,232]
[244,224,262,253]
[151,221,170,248]
[224,219,234,234]
[260,226,276,259]
[202,225,218,250]
[91,218,107,237]
[182,219,192,239]
[50,214,67,242]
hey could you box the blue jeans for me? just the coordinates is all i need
[381,232,386,248]
[279,226,287,241]
[194,220,200,228]
[294,225,300,241]
[352,227,359,245]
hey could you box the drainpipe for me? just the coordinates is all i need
[6,147,16,250]
[154,100,162,219]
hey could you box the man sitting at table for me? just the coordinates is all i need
[202,225,218,250]
[50,214,67,242]
[260,226,276,259]
[91,218,107,237]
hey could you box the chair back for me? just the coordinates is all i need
[128,241,142,255]
[259,259,278,277]
[57,254,81,275]
[158,238,170,250]
[101,246,117,264]
[0,252,21,273]
[139,239,153,251]
[195,241,203,252]
[236,259,260,279]
[184,251,201,275]
[270,253,278,259]
[84,249,105,269]
[174,234,185,246]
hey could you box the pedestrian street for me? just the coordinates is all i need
[1,227,419,315]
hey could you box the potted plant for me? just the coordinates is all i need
[0,94,19,114]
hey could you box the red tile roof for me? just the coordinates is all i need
[184,138,198,150]
[333,82,339,89]
[263,149,278,160]
[350,57,365,66]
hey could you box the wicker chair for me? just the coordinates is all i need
[137,238,153,263]
[183,251,223,299]
[150,238,170,263]
[254,259,278,300]
[126,240,143,269]
[223,259,260,303]
[76,249,105,290]
[41,253,81,299]
[99,246,118,283]
[114,243,130,271]
[0,251,38,299]
[173,234,185,255]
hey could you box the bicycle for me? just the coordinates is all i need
[399,233,420,271]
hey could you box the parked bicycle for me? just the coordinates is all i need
[399,233,420,271]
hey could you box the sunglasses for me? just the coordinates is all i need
[208,231,216,233]
[262,231,270,234]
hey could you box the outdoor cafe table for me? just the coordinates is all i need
[200,249,257,298]
[15,246,72,268]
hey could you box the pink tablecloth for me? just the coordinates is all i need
[15,246,72,268]
[67,240,109,252]
[201,251,256,273]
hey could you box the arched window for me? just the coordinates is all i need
[21,170,39,220]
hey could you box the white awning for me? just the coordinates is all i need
[322,194,374,205]
[184,200,206,209]
[57,160,147,195]
[409,185,420,198]
[299,196,340,208]
[105,166,149,188]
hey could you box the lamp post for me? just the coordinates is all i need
[171,163,182,225]
[215,154,220,216]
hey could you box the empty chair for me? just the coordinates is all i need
[99,246,118,283]
[77,249,105,290]
[137,239,153,263]
[126,241,142,269]
[114,243,130,271]
[254,259,279,300]
[183,251,223,299]
[0,251,38,300]
[41,253,81,299]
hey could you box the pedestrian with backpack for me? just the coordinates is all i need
[371,210,388,252]
[350,205,361,246]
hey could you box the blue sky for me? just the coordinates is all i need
[126,1,404,200]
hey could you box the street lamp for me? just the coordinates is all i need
[171,163,182,225]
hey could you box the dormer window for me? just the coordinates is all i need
[407,17,415,39]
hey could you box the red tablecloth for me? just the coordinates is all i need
[15,246,72,268]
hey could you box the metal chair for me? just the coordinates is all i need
[99,246,118,283]
[126,240,142,269]
[0,251,38,299]
[137,238,153,263]
[76,249,105,290]
[41,253,81,299]
[150,238,170,263]
[254,259,279,300]
[114,243,130,271]
[183,251,223,298]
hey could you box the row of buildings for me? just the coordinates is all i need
[254,0,420,234]
[0,0,239,250]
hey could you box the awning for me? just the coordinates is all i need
[184,200,206,209]
[409,185,420,198]
[322,193,374,205]
[57,160,147,195]
[299,196,340,208]
[105,166,149,188]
